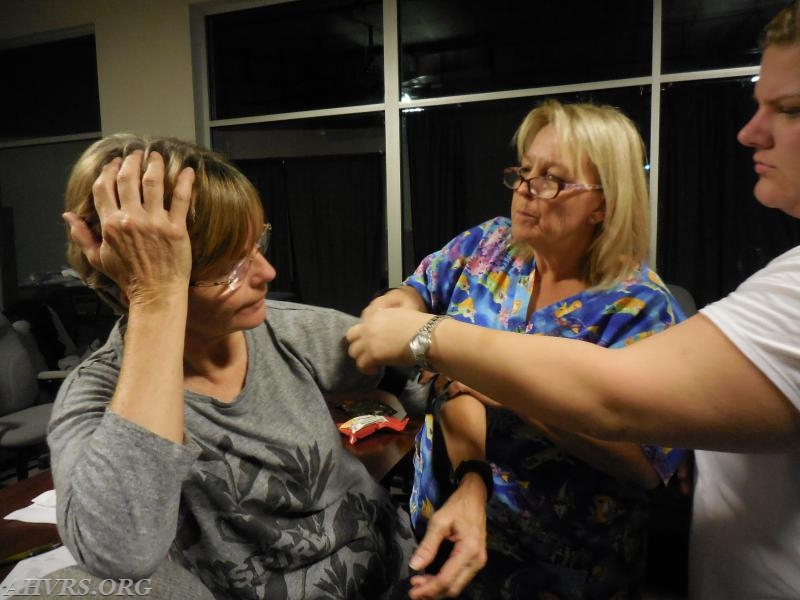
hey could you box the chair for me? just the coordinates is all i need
[0,312,62,480]
[667,284,697,317]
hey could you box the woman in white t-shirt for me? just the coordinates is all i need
[346,2,800,599]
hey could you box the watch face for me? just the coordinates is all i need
[409,332,429,366]
[409,335,425,357]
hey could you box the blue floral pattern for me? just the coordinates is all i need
[405,217,686,599]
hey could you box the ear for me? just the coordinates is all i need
[589,202,606,225]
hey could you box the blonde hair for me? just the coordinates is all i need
[761,0,800,48]
[64,134,264,310]
[512,99,650,289]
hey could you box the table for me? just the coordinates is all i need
[335,411,419,482]
[0,470,58,579]
[327,390,420,482]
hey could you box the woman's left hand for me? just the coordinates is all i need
[346,307,432,374]
[406,478,488,599]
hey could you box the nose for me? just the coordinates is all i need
[515,179,534,197]
[737,107,771,149]
[252,253,277,284]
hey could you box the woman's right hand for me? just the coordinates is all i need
[346,307,433,374]
[63,151,195,307]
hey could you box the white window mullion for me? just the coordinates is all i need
[190,4,212,147]
[649,0,662,269]
[383,0,403,286]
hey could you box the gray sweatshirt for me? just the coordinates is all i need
[47,301,416,599]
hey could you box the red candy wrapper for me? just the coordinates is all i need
[337,414,409,445]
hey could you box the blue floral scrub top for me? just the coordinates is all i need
[403,217,686,599]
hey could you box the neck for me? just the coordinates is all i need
[529,249,590,316]
[533,248,587,285]
[183,330,246,378]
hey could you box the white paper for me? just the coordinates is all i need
[3,504,56,525]
[0,546,77,596]
[31,490,56,509]
[3,489,57,525]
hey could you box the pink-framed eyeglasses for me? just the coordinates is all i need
[190,223,272,293]
[503,167,602,200]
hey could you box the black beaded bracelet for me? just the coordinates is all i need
[452,459,494,500]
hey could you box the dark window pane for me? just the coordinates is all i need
[657,78,800,307]
[399,0,651,100]
[212,113,386,315]
[662,0,786,72]
[402,87,650,272]
[207,0,383,119]
[0,36,100,141]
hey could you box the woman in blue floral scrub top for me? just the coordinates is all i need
[366,100,686,599]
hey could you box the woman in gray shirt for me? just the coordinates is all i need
[52,134,415,599]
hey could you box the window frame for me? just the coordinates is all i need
[192,0,761,286]
[0,26,101,149]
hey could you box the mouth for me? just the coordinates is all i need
[515,209,540,221]
[753,155,774,175]
[240,296,266,313]
[754,162,773,175]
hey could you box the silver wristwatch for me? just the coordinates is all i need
[408,315,450,371]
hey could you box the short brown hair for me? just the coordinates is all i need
[761,0,800,48]
[64,134,264,309]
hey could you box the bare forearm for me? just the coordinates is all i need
[530,419,659,488]
[110,294,188,444]
[440,394,487,466]
[427,316,800,451]
[429,320,627,440]
[444,387,658,488]
[348,309,800,450]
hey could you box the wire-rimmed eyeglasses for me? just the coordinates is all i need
[190,223,272,293]
[503,167,603,200]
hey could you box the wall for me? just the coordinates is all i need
[0,0,207,299]
[0,0,199,140]
[0,140,94,288]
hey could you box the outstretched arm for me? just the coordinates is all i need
[444,381,661,488]
[346,309,800,452]
[526,418,661,488]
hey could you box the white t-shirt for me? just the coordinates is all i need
[694,244,800,599]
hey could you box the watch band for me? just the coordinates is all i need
[452,459,494,500]
[408,314,450,371]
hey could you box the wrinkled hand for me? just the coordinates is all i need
[63,151,195,307]
[407,481,488,599]
[346,307,431,374]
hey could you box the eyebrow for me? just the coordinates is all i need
[756,92,800,104]
[522,159,569,172]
